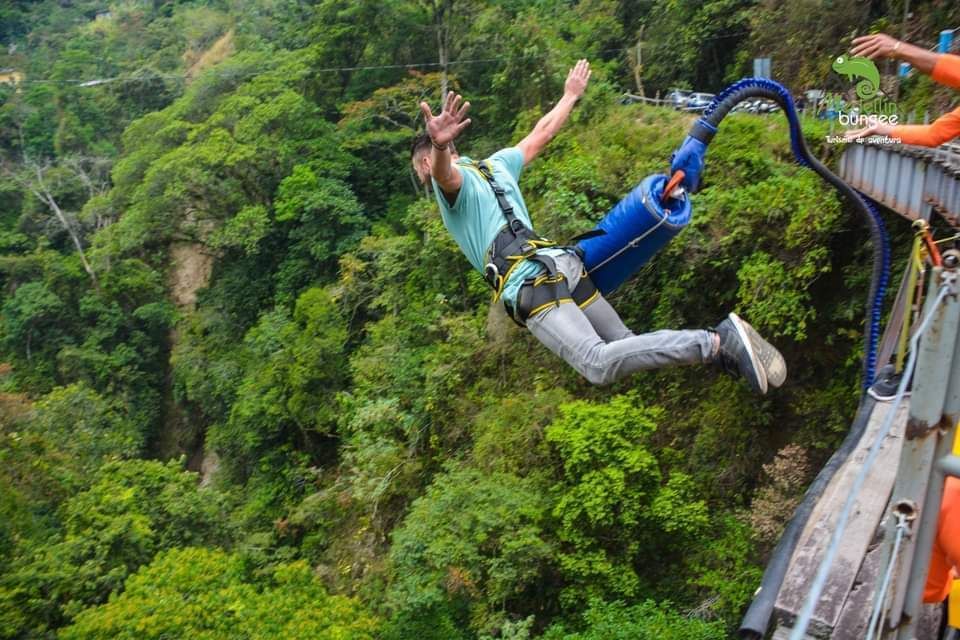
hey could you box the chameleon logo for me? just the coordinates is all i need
[832,55,880,101]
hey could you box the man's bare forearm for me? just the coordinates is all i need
[892,41,939,75]
[533,93,579,141]
[516,60,590,165]
[430,143,461,196]
[431,144,453,181]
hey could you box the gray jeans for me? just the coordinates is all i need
[524,252,715,386]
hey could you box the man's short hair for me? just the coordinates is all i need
[410,132,455,161]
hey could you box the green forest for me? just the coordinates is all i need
[0,1,958,638]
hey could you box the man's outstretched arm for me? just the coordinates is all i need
[517,59,591,166]
[850,33,941,75]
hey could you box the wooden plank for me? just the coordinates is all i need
[771,625,816,640]
[774,398,909,632]
[832,534,883,638]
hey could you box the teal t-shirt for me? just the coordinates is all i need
[431,147,564,309]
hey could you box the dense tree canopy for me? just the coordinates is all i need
[1,1,957,638]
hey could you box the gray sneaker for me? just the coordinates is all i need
[713,312,787,394]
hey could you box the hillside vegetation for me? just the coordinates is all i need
[0,1,956,638]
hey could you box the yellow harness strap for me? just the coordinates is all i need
[949,579,959,628]
[951,428,960,629]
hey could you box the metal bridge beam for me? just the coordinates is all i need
[838,143,960,228]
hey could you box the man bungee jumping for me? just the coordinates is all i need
[411,59,787,393]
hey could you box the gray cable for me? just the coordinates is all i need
[866,511,909,640]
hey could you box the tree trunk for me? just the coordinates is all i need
[635,27,645,97]
[429,0,453,98]
[31,166,100,291]
[436,10,449,97]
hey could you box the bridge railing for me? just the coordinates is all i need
[839,141,960,228]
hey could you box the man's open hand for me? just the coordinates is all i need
[851,33,901,60]
[842,122,894,143]
[420,91,471,148]
[564,59,591,99]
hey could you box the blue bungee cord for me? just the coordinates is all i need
[673,77,890,390]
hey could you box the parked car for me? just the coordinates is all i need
[730,99,781,115]
[665,89,692,109]
[684,92,715,112]
[761,99,781,114]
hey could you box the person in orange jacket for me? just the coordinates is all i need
[843,33,960,145]
[843,32,960,613]
[926,475,960,605]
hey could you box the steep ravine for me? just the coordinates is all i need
[155,241,216,478]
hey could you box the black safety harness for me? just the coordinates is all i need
[474,161,599,325]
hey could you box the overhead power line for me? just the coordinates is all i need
[4,22,771,91]
[7,46,633,88]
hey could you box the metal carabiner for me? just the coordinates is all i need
[484,262,500,286]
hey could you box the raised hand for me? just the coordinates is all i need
[851,33,901,60]
[564,59,591,99]
[420,91,471,148]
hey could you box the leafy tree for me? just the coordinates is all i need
[541,599,725,640]
[545,394,709,608]
[91,49,356,260]
[27,383,141,472]
[208,287,350,476]
[271,164,366,303]
[1,281,68,388]
[386,467,553,638]
[740,0,873,92]
[0,459,232,636]
[60,547,379,640]
[169,306,248,428]
[469,387,571,477]
[485,0,622,128]
[689,515,764,623]
[640,0,755,94]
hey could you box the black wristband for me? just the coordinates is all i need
[432,140,448,151]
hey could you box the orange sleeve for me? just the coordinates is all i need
[931,53,960,90]
[890,107,960,147]
[924,476,960,603]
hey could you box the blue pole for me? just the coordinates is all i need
[939,29,954,54]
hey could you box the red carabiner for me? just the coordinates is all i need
[922,229,943,267]
[661,170,685,205]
